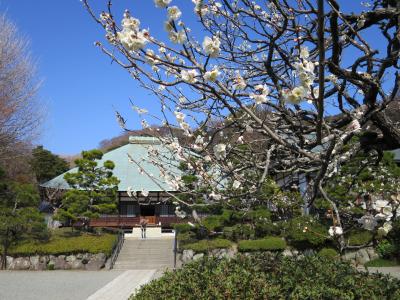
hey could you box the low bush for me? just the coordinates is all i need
[347,230,373,246]
[254,221,282,238]
[376,239,397,259]
[172,223,193,233]
[132,255,400,300]
[223,224,254,241]
[317,247,339,259]
[365,258,399,267]
[285,216,328,249]
[9,228,117,256]
[238,237,286,252]
[202,215,225,232]
[181,239,233,253]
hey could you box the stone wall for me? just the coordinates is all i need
[2,253,110,271]
[180,247,379,265]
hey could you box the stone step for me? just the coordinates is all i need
[113,238,177,270]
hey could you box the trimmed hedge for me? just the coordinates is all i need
[238,237,286,252]
[181,239,233,253]
[9,229,117,256]
[132,255,400,300]
[317,248,339,259]
[347,230,373,246]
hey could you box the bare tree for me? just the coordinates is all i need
[0,14,42,164]
[83,0,400,249]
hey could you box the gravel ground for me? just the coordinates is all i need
[0,270,123,300]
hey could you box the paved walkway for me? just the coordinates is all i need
[366,267,400,279]
[0,270,123,300]
[87,270,156,300]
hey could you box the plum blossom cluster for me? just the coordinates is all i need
[116,11,149,52]
[282,47,317,104]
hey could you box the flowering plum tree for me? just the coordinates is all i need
[83,0,400,249]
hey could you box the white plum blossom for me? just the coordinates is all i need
[358,215,377,231]
[209,191,222,201]
[154,0,172,8]
[377,222,392,237]
[141,189,149,197]
[202,36,221,57]
[174,111,185,123]
[122,16,140,31]
[167,6,182,20]
[250,84,270,104]
[282,86,307,104]
[203,68,220,82]
[117,29,148,52]
[250,93,268,105]
[175,206,187,218]
[213,143,227,160]
[180,69,198,83]
[233,72,247,90]
[127,186,135,198]
[232,180,241,189]
[328,226,343,236]
[300,46,309,59]
[168,30,186,44]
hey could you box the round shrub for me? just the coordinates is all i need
[238,237,286,252]
[173,223,193,233]
[285,216,328,249]
[317,248,339,259]
[132,255,400,300]
[347,230,373,246]
[376,239,397,259]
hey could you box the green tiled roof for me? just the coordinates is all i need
[41,136,182,192]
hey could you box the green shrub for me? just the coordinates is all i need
[238,237,286,252]
[202,215,224,232]
[285,216,328,249]
[173,223,193,233]
[254,221,281,238]
[177,231,197,249]
[347,230,373,246]
[365,258,399,267]
[132,255,400,300]
[376,240,397,259]
[318,248,338,259]
[247,208,271,220]
[181,239,232,253]
[223,224,254,241]
[9,229,117,256]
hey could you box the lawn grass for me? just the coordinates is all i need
[364,258,399,267]
[9,228,118,257]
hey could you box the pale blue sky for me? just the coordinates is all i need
[2,1,370,155]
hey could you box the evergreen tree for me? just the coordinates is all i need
[56,150,120,225]
[0,168,47,269]
[30,146,69,184]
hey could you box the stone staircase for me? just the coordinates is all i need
[113,238,175,270]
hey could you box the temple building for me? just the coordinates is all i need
[41,136,186,231]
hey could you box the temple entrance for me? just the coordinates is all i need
[140,205,156,224]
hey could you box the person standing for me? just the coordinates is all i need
[140,218,148,239]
